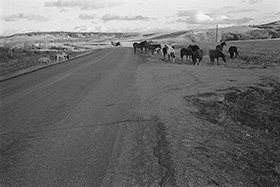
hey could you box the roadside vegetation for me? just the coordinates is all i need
[0,47,87,76]
[184,77,280,186]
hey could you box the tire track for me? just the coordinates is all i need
[154,121,177,187]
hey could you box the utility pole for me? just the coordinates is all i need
[216,25,219,43]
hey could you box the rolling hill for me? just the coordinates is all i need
[0,20,279,47]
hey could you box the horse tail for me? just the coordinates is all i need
[218,50,226,63]
[236,50,239,57]
[133,43,136,53]
[216,50,225,57]
[196,49,203,62]
[209,50,215,62]
[180,48,185,60]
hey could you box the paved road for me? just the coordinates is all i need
[0,48,162,186]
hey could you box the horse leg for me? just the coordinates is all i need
[236,51,239,58]
[198,58,202,65]
[194,59,197,65]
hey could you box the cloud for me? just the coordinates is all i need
[241,0,262,3]
[79,14,97,20]
[177,10,213,24]
[206,7,257,17]
[177,10,254,25]
[101,14,155,22]
[249,0,262,4]
[1,13,49,22]
[45,0,122,10]
[225,8,257,14]
[73,25,110,32]
[73,25,88,31]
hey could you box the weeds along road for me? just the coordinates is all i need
[0,48,164,186]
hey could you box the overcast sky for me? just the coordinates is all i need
[0,0,279,36]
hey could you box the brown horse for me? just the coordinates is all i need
[216,41,226,51]
[188,45,200,52]
[133,41,149,54]
[192,49,203,65]
[145,43,161,54]
[228,46,239,58]
[180,48,193,61]
[111,42,121,47]
[209,49,226,65]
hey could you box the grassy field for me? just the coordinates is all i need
[173,38,280,67]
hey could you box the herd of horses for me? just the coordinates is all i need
[132,40,239,65]
[133,41,176,63]
[38,52,70,65]
[38,40,239,66]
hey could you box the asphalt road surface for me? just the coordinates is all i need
[0,48,165,186]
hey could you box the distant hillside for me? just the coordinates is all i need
[147,24,280,44]
[253,20,280,31]
[148,20,280,44]
[0,31,141,46]
[0,20,279,46]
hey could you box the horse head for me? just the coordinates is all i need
[220,41,227,46]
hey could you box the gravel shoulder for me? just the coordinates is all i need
[135,55,280,186]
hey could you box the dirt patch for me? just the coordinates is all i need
[135,52,280,186]
[184,78,280,186]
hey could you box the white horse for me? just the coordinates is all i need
[162,44,176,63]
[38,57,51,65]
[56,52,69,62]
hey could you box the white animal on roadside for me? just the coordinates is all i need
[56,52,69,62]
[162,44,176,63]
[38,57,51,65]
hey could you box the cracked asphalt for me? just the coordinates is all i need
[0,47,167,186]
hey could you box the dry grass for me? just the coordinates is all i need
[184,77,280,186]
[0,47,86,76]
[167,38,280,67]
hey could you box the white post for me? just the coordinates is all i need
[216,25,219,43]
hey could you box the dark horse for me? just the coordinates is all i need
[228,46,239,58]
[145,43,161,54]
[133,41,149,54]
[216,41,226,51]
[111,42,121,47]
[209,49,226,65]
[188,44,200,52]
[180,48,193,61]
[192,49,203,65]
